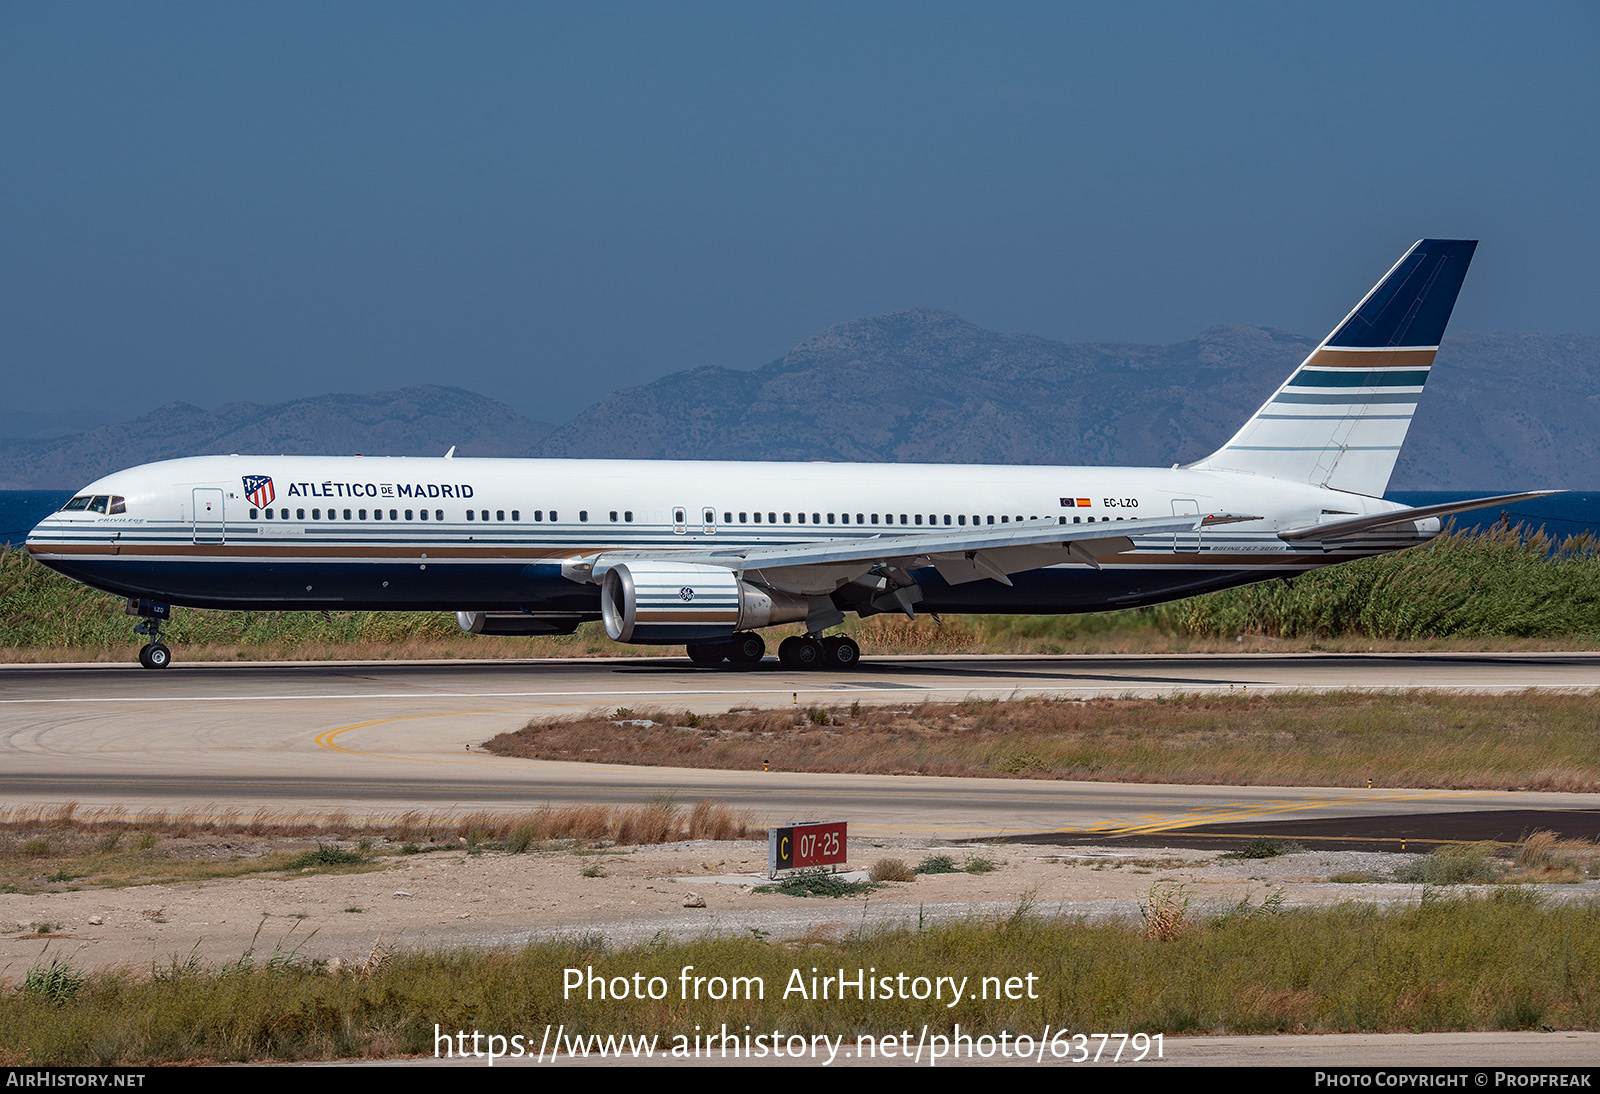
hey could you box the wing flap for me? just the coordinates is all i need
[564,512,1253,592]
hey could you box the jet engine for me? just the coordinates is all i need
[599,561,807,643]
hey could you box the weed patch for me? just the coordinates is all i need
[1222,838,1306,860]
[286,843,364,869]
[1395,843,1503,885]
[21,956,86,1005]
[761,868,875,898]
[869,858,915,883]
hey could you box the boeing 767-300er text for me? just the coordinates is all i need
[27,239,1555,669]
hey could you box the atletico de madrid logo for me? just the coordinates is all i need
[242,475,275,507]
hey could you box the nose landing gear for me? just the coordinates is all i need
[127,599,173,669]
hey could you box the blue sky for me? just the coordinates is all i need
[3,2,1596,426]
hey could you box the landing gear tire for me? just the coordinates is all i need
[686,642,727,666]
[726,632,766,665]
[822,636,860,669]
[139,643,172,670]
[778,635,824,669]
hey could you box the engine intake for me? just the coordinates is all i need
[600,562,807,644]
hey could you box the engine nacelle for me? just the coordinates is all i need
[600,562,808,644]
[455,611,588,636]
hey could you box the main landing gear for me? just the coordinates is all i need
[686,632,860,670]
[779,635,861,670]
[127,599,173,670]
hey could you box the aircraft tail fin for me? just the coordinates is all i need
[1190,239,1477,497]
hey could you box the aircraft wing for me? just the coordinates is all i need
[1276,491,1564,542]
[567,512,1255,595]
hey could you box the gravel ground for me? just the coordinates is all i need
[4,836,1595,979]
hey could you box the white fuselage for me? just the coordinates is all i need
[26,454,1432,621]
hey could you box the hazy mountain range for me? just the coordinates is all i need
[4,309,1596,490]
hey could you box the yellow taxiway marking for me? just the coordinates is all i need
[1056,790,1490,836]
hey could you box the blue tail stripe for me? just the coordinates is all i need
[1287,369,1431,388]
[1326,239,1477,348]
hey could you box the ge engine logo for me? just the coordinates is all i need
[680,587,694,601]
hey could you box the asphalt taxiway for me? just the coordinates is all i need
[1,653,1596,839]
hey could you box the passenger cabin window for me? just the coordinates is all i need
[435,510,443,521]
[609,511,618,522]
[497,510,505,521]
[299,509,307,520]
[579,510,588,522]
[467,510,475,521]
[420,510,429,521]
[511,510,519,521]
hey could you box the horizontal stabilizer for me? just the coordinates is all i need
[1277,491,1564,541]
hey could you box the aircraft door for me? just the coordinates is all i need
[673,507,688,535]
[702,507,716,535]
[192,488,226,545]
[1171,498,1199,553]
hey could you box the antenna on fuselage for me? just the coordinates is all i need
[444,446,456,459]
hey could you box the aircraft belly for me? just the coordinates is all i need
[36,556,597,613]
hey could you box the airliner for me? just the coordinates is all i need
[26,239,1552,670]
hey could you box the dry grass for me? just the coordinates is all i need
[1513,830,1600,882]
[1139,882,1192,941]
[484,691,1600,791]
[869,857,916,882]
[0,800,755,893]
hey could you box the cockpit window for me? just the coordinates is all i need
[58,494,126,514]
